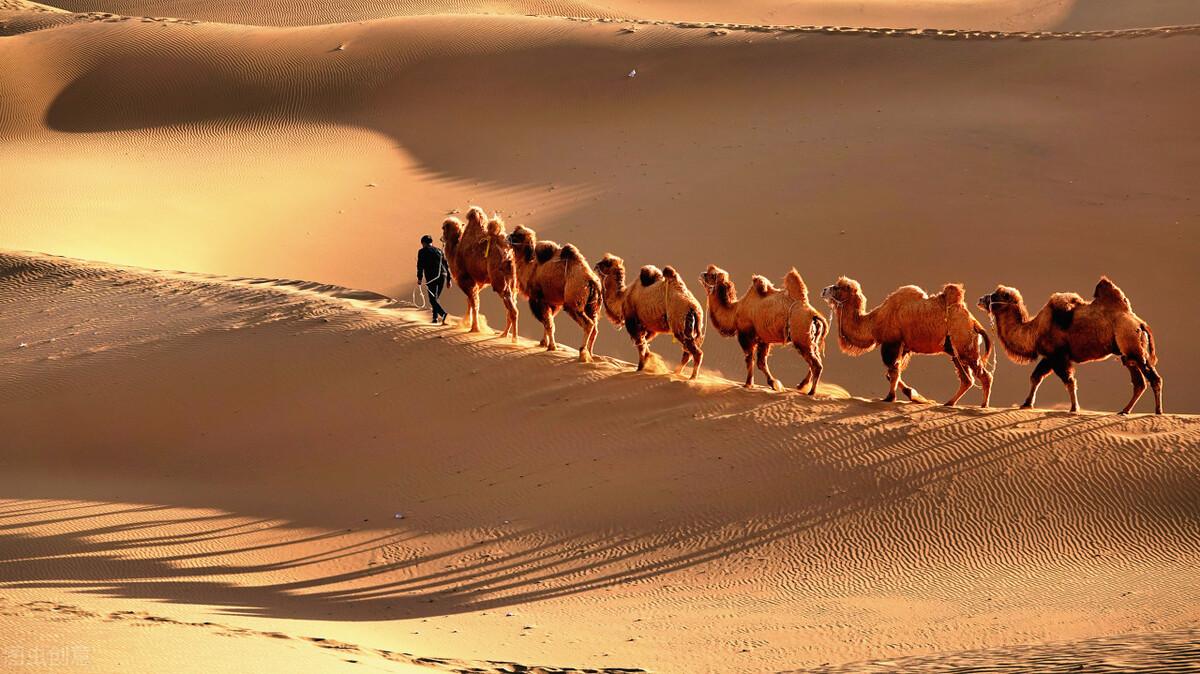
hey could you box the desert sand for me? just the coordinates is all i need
[2,0,1199,671]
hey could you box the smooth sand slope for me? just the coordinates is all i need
[1,251,1198,672]
[2,11,1198,412]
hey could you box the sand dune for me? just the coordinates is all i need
[24,0,1200,29]
[2,12,1197,412]
[1,251,1197,672]
[2,0,1198,669]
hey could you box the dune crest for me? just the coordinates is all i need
[1,251,1197,672]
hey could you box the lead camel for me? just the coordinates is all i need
[978,277,1162,414]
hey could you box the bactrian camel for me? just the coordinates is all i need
[821,277,993,407]
[441,207,518,341]
[699,265,828,394]
[978,277,1162,414]
[594,254,704,379]
[506,225,602,362]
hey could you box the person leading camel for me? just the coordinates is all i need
[699,265,827,394]
[594,254,704,379]
[821,277,993,407]
[440,207,519,341]
[978,277,1162,414]
[507,225,602,362]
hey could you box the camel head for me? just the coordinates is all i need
[977,285,1023,316]
[507,224,537,250]
[698,264,730,294]
[465,206,487,229]
[594,254,625,283]
[820,277,863,308]
[486,214,507,237]
[441,217,465,248]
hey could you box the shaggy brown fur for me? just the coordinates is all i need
[594,254,704,379]
[978,277,1162,414]
[440,207,518,341]
[698,265,828,394]
[507,225,602,362]
[821,277,993,407]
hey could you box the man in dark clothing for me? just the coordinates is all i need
[417,234,451,324]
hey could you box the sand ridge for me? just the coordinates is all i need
[2,250,1198,672]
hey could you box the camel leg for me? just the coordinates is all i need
[586,321,599,362]
[738,333,756,388]
[675,348,691,375]
[687,339,703,380]
[565,306,594,362]
[1119,358,1147,415]
[756,342,782,391]
[501,291,519,342]
[1021,357,1055,409]
[881,343,902,403]
[896,351,932,404]
[972,358,992,408]
[1052,359,1080,413]
[1142,364,1164,414]
[794,341,822,395]
[943,355,973,407]
[466,286,481,333]
[530,297,552,349]
[625,318,648,371]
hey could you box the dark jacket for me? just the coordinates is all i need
[417,245,450,283]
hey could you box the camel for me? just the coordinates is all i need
[978,277,1162,414]
[506,225,602,362]
[594,254,704,379]
[440,207,518,341]
[698,265,828,394]
[820,277,993,407]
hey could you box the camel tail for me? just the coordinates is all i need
[684,306,702,342]
[975,321,992,360]
[784,268,808,302]
[810,313,829,358]
[584,276,601,321]
[1141,323,1158,366]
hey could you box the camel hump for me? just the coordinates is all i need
[1047,292,1084,313]
[751,275,773,296]
[534,241,558,264]
[486,215,506,236]
[662,266,679,281]
[560,243,581,263]
[1093,276,1131,309]
[940,283,966,305]
[783,269,808,301]
[640,265,663,287]
[1046,292,1083,330]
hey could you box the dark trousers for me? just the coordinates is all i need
[427,279,446,321]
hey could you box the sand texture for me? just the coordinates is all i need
[2,0,1198,670]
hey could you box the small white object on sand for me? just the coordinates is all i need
[627,69,637,78]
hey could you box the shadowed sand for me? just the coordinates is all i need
[1,251,1197,672]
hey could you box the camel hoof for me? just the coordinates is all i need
[942,401,957,408]
[1020,403,1034,410]
[546,344,557,352]
[769,380,783,392]
[882,395,897,403]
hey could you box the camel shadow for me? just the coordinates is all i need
[0,412,1137,623]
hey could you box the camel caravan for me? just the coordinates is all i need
[435,207,1164,415]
